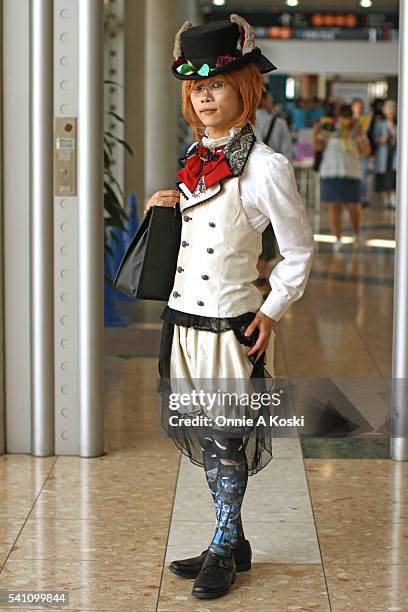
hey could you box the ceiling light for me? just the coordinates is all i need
[286,0,299,6]
[359,0,372,7]
[212,0,226,5]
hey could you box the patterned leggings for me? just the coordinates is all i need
[200,432,248,557]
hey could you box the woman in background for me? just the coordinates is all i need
[313,103,371,251]
[373,99,397,210]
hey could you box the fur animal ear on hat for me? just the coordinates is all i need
[173,20,193,59]
[230,14,255,55]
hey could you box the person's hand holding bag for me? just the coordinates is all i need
[144,190,180,215]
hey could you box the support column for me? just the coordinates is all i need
[144,0,179,198]
[0,0,5,455]
[78,0,104,457]
[31,0,54,456]
[125,0,146,215]
[54,0,80,454]
[391,0,408,461]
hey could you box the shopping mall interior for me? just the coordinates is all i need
[0,0,407,610]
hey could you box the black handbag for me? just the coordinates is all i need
[113,204,182,301]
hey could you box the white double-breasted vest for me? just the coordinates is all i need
[167,174,264,318]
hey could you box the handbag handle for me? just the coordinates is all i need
[171,202,181,230]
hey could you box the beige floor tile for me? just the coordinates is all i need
[243,486,314,523]
[30,481,174,520]
[176,455,306,489]
[317,519,408,565]
[97,445,179,464]
[8,517,169,563]
[305,459,408,523]
[157,563,330,611]
[325,563,408,611]
[0,457,54,518]
[246,521,321,564]
[305,458,408,484]
[287,359,381,379]
[175,458,207,488]
[171,481,313,524]
[0,455,55,475]
[103,432,179,454]
[164,521,214,564]
[165,520,320,565]
[271,437,303,459]
[0,495,43,520]
[247,457,309,489]
[48,455,179,489]
[0,519,26,566]
[0,559,162,610]
[311,496,408,524]
[171,485,213,521]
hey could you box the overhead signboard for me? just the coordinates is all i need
[204,9,399,41]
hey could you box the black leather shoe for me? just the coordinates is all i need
[191,549,236,599]
[168,539,251,579]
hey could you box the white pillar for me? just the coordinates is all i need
[31,0,55,456]
[78,0,104,457]
[0,4,4,455]
[391,0,408,461]
[54,0,80,455]
[144,0,179,198]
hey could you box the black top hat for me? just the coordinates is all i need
[172,14,277,80]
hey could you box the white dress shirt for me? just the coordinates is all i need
[195,128,315,321]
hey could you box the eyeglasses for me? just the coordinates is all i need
[190,80,226,98]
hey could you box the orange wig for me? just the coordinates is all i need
[181,64,264,140]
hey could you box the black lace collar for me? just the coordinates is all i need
[222,123,257,177]
[182,122,256,178]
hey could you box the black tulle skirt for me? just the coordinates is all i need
[157,306,276,476]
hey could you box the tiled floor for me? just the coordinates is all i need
[0,201,405,610]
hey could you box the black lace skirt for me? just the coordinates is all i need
[157,306,276,476]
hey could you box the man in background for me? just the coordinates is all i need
[256,84,294,160]
[255,84,294,297]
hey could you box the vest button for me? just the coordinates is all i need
[182,241,189,247]
[183,215,191,222]
[197,300,204,306]
[209,222,216,227]
[177,266,184,273]
[207,248,214,254]
[173,291,180,298]
[201,274,209,280]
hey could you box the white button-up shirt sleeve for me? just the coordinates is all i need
[240,143,315,321]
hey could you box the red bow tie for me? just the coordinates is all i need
[176,145,232,193]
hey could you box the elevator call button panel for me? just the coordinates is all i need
[54,117,77,196]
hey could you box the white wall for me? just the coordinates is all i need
[259,39,399,75]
